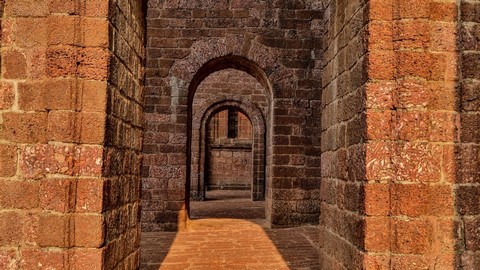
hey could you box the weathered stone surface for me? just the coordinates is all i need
[0,0,475,269]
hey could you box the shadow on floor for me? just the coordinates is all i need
[140,190,319,270]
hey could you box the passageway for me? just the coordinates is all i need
[141,190,319,270]
[190,190,264,220]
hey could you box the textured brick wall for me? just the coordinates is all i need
[0,0,145,269]
[319,0,369,267]
[377,0,458,268]
[104,0,145,268]
[207,148,253,189]
[320,0,460,268]
[142,1,323,231]
[206,109,253,189]
[194,69,268,116]
[0,0,110,268]
[458,1,480,268]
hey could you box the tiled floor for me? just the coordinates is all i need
[141,190,319,270]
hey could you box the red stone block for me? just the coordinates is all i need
[396,0,431,19]
[75,145,103,177]
[20,249,66,270]
[368,21,393,51]
[14,18,48,48]
[1,112,48,143]
[392,142,442,183]
[18,79,77,111]
[394,111,430,141]
[0,250,18,270]
[429,112,459,142]
[4,0,49,17]
[80,112,106,144]
[397,51,432,79]
[81,18,109,48]
[77,48,109,80]
[74,214,104,248]
[3,49,27,79]
[26,47,48,79]
[442,144,455,183]
[0,212,24,246]
[394,77,429,109]
[48,111,79,143]
[394,20,430,50]
[76,179,104,213]
[39,179,74,212]
[364,217,390,252]
[428,81,457,111]
[49,0,76,14]
[430,52,448,80]
[364,184,390,216]
[366,141,394,182]
[391,183,454,217]
[20,144,76,178]
[47,15,77,46]
[365,81,394,110]
[0,82,15,110]
[434,219,457,252]
[392,219,432,254]
[70,248,103,270]
[363,254,390,269]
[368,50,395,80]
[0,180,39,209]
[367,111,393,140]
[391,254,429,269]
[429,2,458,21]
[37,213,71,247]
[82,0,109,18]
[46,46,77,78]
[430,22,457,52]
[370,0,393,21]
[81,80,107,112]
[0,144,17,177]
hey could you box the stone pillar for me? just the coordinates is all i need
[0,0,145,269]
[365,0,459,267]
[457,0,480,268]
[320,0,460,268]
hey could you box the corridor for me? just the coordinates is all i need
[141,191,319,270]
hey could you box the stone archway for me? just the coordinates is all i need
[182,55,273,221]
[191,99,266,202]
[142,7,322,230]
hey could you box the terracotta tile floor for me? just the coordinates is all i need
[141,190,319,270]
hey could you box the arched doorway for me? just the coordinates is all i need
[187,66,270,219]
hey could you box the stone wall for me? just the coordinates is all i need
[318,0,369,267]
[0,1,109,268]
[0,0,145,269]
[207,147,253,189]
[0,1,477,269]
[319,0,460,268]
[206,110,253,190]
[194,69,268,116]
[142,0,324,231]
[458,1,480,268]
[104,0,146,268]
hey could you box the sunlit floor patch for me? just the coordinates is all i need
[141,190,319,270]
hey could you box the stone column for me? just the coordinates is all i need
[0,0,145,268]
